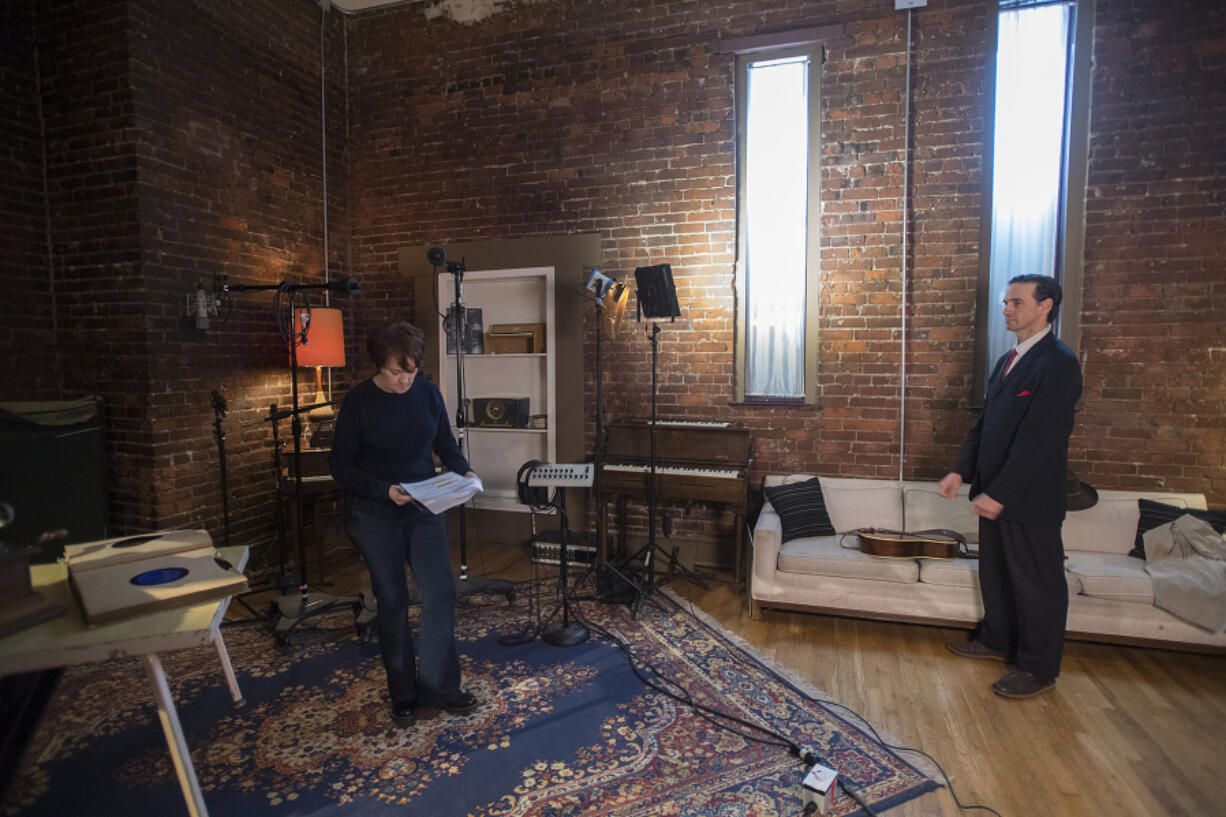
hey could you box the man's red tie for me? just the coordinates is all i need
[1004,348,1017,377]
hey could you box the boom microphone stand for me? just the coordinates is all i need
[219,277,362,643]
[427,248,514,602]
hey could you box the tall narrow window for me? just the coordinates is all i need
[735,45,822,403]
[977,0,1089,391]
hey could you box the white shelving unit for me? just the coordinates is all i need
[436,266,556,513]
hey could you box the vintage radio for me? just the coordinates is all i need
[470,397,530,428]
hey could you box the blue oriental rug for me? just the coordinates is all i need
[4,589,937,816]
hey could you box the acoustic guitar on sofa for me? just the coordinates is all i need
[840,528,976,560]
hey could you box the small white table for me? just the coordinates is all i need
[0,546,249,817]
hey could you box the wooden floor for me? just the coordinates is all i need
[261,539,1226,817]
[670,581,1226,817]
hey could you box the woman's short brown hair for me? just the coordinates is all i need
[367,321,426,371]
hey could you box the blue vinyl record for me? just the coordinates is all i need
[130,566,190,586]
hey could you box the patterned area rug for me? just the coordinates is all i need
[3,589,936,816]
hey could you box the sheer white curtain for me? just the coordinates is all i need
[746,57,809,397]
[986,3,1071,377]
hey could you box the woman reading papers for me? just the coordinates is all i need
[330,321,480,724]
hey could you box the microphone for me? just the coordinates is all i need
[427,247,446,267]
[325,276,360,295]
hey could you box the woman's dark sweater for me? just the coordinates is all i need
[329,376,471,502]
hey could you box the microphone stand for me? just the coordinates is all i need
[221,279,361,644]
[435,257,514,603]
[209,389,264,623]
[209,390,232,548]
[541,487,588,646]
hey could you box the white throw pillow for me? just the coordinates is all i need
[818,477,903,532]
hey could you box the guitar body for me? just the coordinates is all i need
[856,528,965,560]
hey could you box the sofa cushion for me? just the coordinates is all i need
[903,484,979,544]
[818,477,904,533]
[1064,552,1154,604]
[1132,499,1226,558]
[764,478,836,544]
[918,557,1082,596]
[916,557,980,589]
[778,536,919,583]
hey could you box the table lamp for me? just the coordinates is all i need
[292,306,346,440]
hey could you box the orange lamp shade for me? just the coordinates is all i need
[292,306,346,368]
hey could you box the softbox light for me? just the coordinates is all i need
[634,263,681,320]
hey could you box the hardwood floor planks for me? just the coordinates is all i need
[670,581,1226,817]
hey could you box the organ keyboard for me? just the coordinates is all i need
[602,463,741,478]
[598,419,752,588]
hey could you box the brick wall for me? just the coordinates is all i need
[0,0,59,398]
[344,0,989,544]
[125,0,351,548]
[3,0,1220,555]
[2,0,351,553]
[34,0,153,531]
[1077,0,1226,498]
[345,0,1223,548]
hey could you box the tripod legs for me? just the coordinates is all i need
[270,591,362,647]
[541,499,588,647]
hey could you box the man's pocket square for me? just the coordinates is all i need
[1016,390,1031,397]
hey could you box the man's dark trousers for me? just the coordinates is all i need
[976,516,1068,680]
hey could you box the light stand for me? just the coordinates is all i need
[594,288,608,565]
[219,277,362,644]
[644,321,663,590]
[622,264,703,604]
[427,248,514,603]
[582,269,621,568]
[577,273,641,606]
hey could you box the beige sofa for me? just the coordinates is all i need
[750,475,1226,652]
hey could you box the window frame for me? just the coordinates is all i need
[972,0,1093,403]
[731,40,827,406]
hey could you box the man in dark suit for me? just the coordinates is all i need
[939,274,1082,699]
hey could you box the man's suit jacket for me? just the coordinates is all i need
[954,331,1082,526]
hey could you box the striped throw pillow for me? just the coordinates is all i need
[1131,498,1226,558]
[764,478,837,543]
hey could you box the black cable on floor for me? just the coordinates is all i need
[562,594,884,815]
[660,587,1003,817]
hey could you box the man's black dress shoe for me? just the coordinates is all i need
[991,670,1055,699]
[946,639,1010,662]
[440,691,478,714]
[392,699,417,725]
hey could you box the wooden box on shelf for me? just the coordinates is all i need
[487,323,545,354]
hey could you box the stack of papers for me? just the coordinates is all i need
[399,473,484,514]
